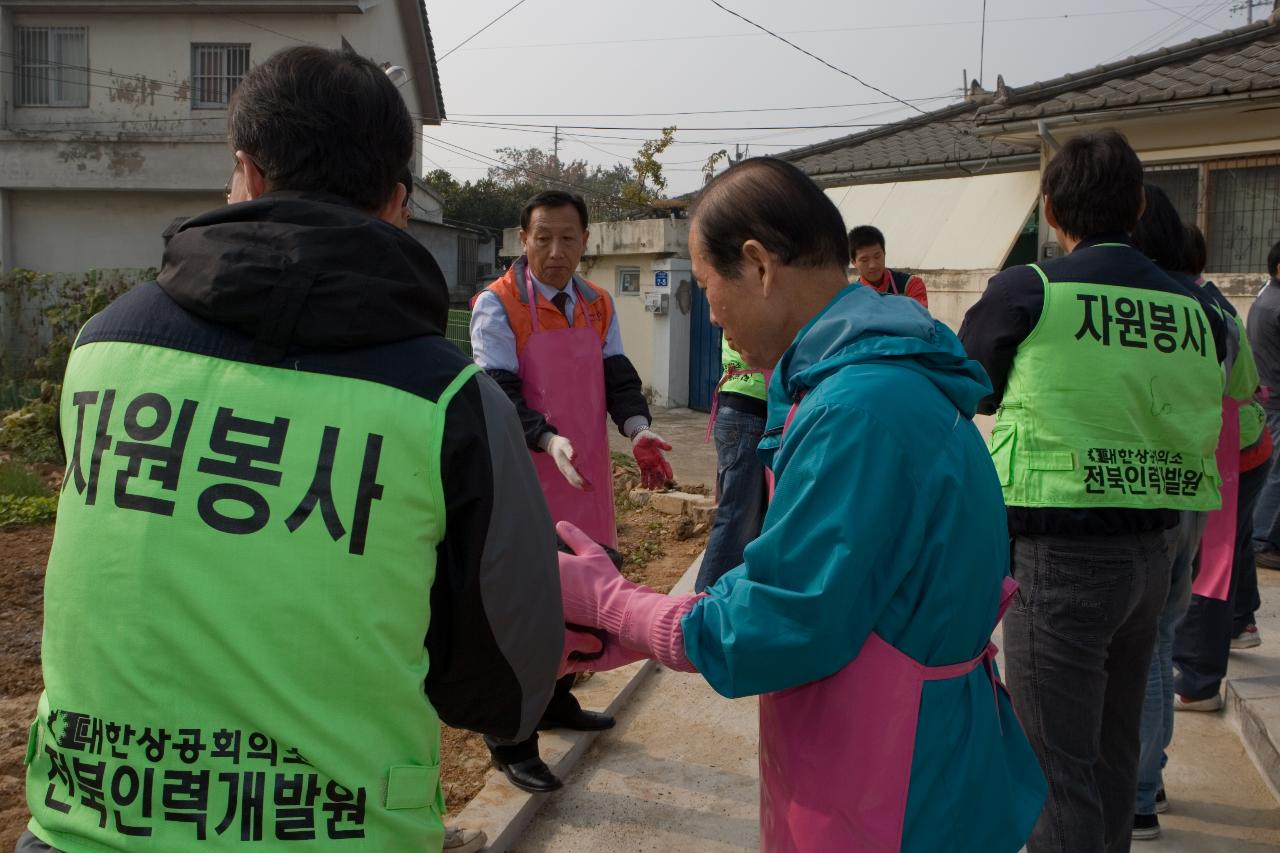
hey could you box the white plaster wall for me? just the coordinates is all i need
[10,189,220,271]
[8,5,420,124]
[6,3,427,174]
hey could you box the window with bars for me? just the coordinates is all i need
[457,233,479,289]
[15,26,89,107]
[191,43,250,109]
[1207,163,1280,274]
[1144,156,1280,274]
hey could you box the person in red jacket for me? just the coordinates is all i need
[850,224,929,308]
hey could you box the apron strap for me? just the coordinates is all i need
[524,265,590,335]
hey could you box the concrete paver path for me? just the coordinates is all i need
[517,582,1280,852]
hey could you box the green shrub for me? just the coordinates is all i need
[0,383,62,464]
[0,494,57,527]
[0,460,51,497]
[0,268,150,465]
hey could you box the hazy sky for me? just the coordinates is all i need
[421,0,1256,195]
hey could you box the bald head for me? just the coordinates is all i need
[689,157,848,279]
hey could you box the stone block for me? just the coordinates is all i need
[648,492,688,516]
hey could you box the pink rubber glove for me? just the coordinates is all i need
[563,632,648,675]
[632,429,674,490]
[558,627,605,678]
[557,521,700,672]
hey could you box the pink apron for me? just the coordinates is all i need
[757,399,1019,852]
[517,267,617,547]
[1194,399,1241,601]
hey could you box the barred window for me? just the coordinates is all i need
[191,43,250,109]
[1144,167,1198,228]
[1145,156,1280,275]
[1206,163,1280,274]
[457,233,479,289]
[16,26,89,107]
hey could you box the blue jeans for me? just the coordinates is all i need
[1134,512,1202,815]
[1251,406,1280,551]
[696,403,766,592]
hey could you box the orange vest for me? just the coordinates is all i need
[483,260,614,356]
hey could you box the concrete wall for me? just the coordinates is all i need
[0,2,431,273]
[5,5,424,137]
[11,188,219,271]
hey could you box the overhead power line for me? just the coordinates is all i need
[438,0,532,61]
[450,95,954,119]
[451,5,1221,54]
[704,0,930,117]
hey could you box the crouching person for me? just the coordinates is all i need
[18,47,564,852]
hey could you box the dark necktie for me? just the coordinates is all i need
[552,291,572,325]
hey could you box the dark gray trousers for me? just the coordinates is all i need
[1004,529,1173,853]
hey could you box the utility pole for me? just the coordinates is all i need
[1231,0,1270,22]
[552,125,560,172]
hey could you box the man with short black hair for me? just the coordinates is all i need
[1249,240,1280,568]
[960,130,1226,852]
[469,189,673,792]
[849,224,928,308]
[19,46,564,853]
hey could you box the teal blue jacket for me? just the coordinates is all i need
[682,285,1045,851]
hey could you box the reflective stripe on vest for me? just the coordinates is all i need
[991,261,1224,511]
[27,340,473,850]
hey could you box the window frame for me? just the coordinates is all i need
[15,25,90,108]
[191,42,251,110]
[617,266,641,296]
[1144,154,1280,275]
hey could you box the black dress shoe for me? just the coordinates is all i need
[537,707,616,731]
[492,756,563,793]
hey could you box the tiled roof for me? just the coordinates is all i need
[975,17,1280,123]
[784,105,1037,179]
[419,0,446,121]
[784,17,1280,179]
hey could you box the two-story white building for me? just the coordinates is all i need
[0,0,445,275]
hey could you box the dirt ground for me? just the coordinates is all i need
[0,466,708,843]
[0,523,54,848]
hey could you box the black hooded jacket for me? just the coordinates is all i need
[75,192,563,741]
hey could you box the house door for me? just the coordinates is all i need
[687,281,722,412]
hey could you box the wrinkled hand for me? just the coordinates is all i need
[556,520,641,629]
[545,434,591,491]
[558,627,605,678]
[631,429,674,490]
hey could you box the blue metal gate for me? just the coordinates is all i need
[687,282,722,412]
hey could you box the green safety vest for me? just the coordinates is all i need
[27,339,475,850]
[990,261,1224,511]
[720,337,767,402]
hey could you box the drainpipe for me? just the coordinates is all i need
[1036,120,1061,153]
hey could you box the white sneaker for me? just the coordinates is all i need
[1174,692,1223,712]
[444,825,487,852]
[1232,624,1262,650]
